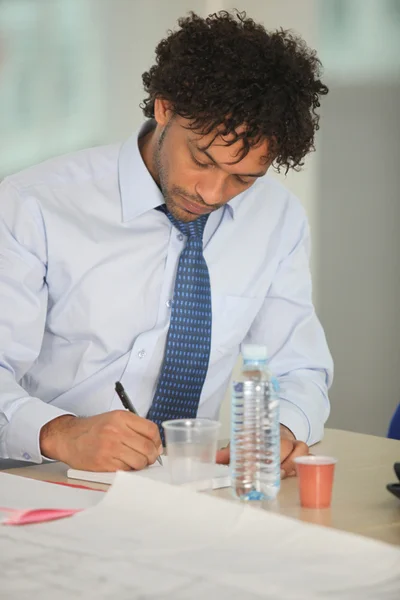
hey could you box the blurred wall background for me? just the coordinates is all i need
[1,0,399,440]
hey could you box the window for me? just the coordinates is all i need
[0,0,106,175]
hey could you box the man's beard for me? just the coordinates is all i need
[153,132,196,222]
[153,124,223,222]
[154,140,181,218]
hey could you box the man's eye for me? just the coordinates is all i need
[192,155,211,168]
[235,176,251,185]
[192,154,251,185]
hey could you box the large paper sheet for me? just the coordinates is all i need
[1,471,399,599]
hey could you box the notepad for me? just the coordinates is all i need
[0,472,103,526]
[67,457,230,489]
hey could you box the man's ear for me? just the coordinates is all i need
[154,98,174,126]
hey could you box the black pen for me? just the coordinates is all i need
[115,381,163,466]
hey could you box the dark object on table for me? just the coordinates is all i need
[386,462,400,500]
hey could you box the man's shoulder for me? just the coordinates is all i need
[242,173,307,223]
[5,142,122,194]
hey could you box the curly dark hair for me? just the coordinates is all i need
[141,10,328,173]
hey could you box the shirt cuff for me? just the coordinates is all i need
[279,397,311,444]
[3,398,76,463]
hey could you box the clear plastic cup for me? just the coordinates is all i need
[162,419,220,491]
[294,455,338,509]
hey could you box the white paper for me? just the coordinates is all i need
[0,472,103,510]
[1,471,399,599]
[67,456,230,489]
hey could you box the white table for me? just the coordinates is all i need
[4,428,400,545]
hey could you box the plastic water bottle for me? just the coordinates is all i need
[231,344,280,501]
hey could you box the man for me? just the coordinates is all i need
[0,11,332,476]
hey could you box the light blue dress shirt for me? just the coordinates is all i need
[0,121,333,462]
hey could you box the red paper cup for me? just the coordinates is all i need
[294,455,337,509]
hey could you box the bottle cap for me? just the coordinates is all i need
[242,344,268,361]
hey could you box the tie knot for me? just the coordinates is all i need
[159,205,209,240]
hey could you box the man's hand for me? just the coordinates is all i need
[279,425,309,478]
[215,424,309,479]
[39,411,163,472]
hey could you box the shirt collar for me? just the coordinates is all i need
[118,120,164,222]
[118,120,247,222]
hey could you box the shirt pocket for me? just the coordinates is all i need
[211,294,262,355]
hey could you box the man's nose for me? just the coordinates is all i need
[196,172,227,206]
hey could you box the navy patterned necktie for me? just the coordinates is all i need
[147,208,212,443]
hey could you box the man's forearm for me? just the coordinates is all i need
[0,371,76,462]
[277,370,330,445]
[39,415,77,460]
[280,424,296,441]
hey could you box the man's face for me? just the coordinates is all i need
[153,113,272,222]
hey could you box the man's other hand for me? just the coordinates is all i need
[215,425,309,479]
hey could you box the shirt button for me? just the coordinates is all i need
[138,349,146,359]
[166,299,172,308]
[177,233,184,241]
[22,452,31,460]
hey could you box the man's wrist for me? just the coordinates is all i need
[39,415,76,460]
[280,424,296,441]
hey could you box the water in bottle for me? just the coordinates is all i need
[231,344,280,501]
